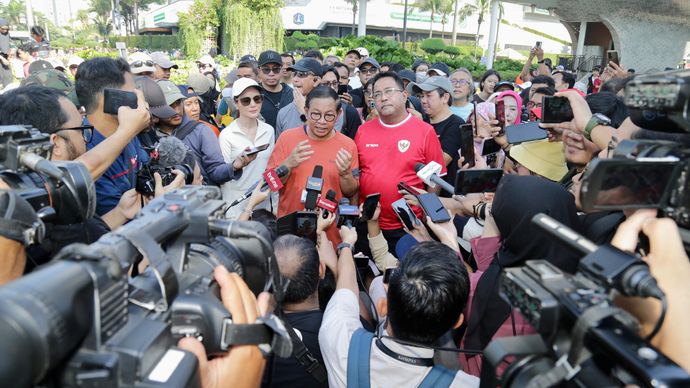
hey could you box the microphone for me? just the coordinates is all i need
[317,189,337,218]
[336,198,360,228]
[227,165,288,208]
[304,165,323,211]
[154,136,189,167]
[415,162,455,195]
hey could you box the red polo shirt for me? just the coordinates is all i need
[355,113,447,230]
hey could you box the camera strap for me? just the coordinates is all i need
[117,229,179,311]
[221,314,293,358]
[276,311,328,383]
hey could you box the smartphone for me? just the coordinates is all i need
[481,138,502,156]
[455,168,503,195]
[459,124,475,168]
[369,100,376,110]
[607,50,620,66]
[541,96,574,124]
[294,212,318,244]
[383,267,398,284]
[391,198,420,230]
[535,41,542,48]
[417,193,451,223]
[506,122,548,144]
[338,84,348,96]
[495,100,506,135]
[397,181,421,196]
[579,157,680,212]
[103,88,138,115]
[244,143,270,156]
[361,193,380,221]
[472,102,478,134]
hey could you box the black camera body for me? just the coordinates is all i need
[136,163,194,196]
[0,186,291,387]
[0,125,95,225]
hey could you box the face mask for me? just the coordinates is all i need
[416,72,428,83]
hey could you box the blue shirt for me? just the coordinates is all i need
[87,125,149,216]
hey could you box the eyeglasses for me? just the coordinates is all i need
[309,111,337,122]
[237,95,263,106]
[131,60,154,68]
[260,66,282,75]
[57,125,94,143]
[451,79,470,86]
[527,101,542,109]
[322,81,339,89]
[372,88,402,100]
[295,71,314,78]
[360,67,379,75]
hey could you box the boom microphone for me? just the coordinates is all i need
[227,165,288,208]
[415,162,455,195]
[304,165,323,211]
[154,136,189,167]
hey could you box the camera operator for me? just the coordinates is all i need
[0,190,41,284]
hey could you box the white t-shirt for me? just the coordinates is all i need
[218,119,276,218]
[319,289,480,388]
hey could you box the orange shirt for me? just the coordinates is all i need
[267,126,359,244]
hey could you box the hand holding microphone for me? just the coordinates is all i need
[415,161,455,195]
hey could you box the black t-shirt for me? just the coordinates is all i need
[431,114,465,196]
[262,309,327,388]
[350,87,365,109]
[261,84,294,129]
[471,94,485,104]
[341,103,363,139]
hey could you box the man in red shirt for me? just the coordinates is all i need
[267,86,359,244]
[355,71,446,250]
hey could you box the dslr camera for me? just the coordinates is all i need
[0,186,291,387]
[0,125,95,226]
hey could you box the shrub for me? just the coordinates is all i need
[442,46,461,56]
[420,38,446,54]
[110,35,181,52]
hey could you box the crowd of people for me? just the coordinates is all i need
[0,16,689,388]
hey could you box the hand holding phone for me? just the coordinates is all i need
[417,193,451,223]
[455,169,503,195]
[495,100,506,135]
[391,198,420,230]
[397,181,421,196]
[607,50,620,66]
[541,96,574,124]
[244,143,270,157]
[337,84,348,96]
[505,122,548,144]
[459,124,476,168]
[103,88,138,115]
[361,193,381,221]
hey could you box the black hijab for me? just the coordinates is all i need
[465,175,582,350]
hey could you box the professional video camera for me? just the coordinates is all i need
[0,125,95,225]
[136,138,194,196]
[480,213,690,388]
[0,185,292,387]
[580,69,690,242]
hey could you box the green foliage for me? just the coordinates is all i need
[284,31,320,52]
[442,45,461,56]
[320,35,414,67]
[222,2,284,60]
[74,49,120,60]
[0,0,25,27]
[492,58,523,72]
[178,0,220,57]
[110,35,181,52]
[420,38,446,54]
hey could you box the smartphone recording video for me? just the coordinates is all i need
[455,169,503,195]
[541,96,574,124]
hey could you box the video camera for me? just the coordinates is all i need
[136,139,194,196]
[480,213,690,388]
[0,186,292,387]
[0,125,95,225]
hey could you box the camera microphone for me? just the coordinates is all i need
[414,162,455,195]
[304,165,323,211]
[227,165,288,208]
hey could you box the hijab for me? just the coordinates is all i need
[465,175,582,350]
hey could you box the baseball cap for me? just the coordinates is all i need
[178,85,202,101]
[187,72,212,95]
[345,49,362,58]
[398,69,416,83]
[157,79,186,106]
[358,57,380,70]
[0,18,8,27]
[150,51,178,69]
[67,56,84,68]
[240,54,257,63]
[258,50,282,66]
[427,62,450,77]
[28,60,53,74]
[224,69,239,85]
[20,69,80,107]
[395,234,419,262]
[510,140,568,182]
[355,47,369,57]
[288,58,323,76]
[494,81,515,91]
[134,76,178,119]
[196,54,216,67]
[129,52,155,74]
[406,76,454,98]
[232,77,262,98]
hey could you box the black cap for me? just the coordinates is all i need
[258,50,282,66]
[398,69,416,82]
[428,62,451,77]
[288,58,323,76]
[134,76,178,119]
[345,49,362,58]
[28,60,53,74]
[240,54,257,63]
[494,81,515,91]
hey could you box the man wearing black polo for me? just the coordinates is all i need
[258,50,294,129]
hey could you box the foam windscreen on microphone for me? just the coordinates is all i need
[155,136,189,167]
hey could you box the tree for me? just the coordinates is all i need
[0,0,25,27]
[416,0,448,39]
[438,0,455,39]
[222,0,284,60]
[119,0,165,35]
[459,0,503,59]
[89,0,113,43]
[346,0,371,36]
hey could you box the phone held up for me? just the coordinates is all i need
[103,88,138,115]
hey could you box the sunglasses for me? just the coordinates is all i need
[261,66,282,75]
[237,95,263,106]
[295,71,315,78]
[57,125,94,143]
[131,60,154,68]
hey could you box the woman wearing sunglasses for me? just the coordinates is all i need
[219,78,276,219]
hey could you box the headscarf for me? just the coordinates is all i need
[497,90,523,125]
[465,175,582,350]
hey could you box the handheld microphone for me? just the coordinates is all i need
[415,162,455,195]
[336,198,360,228]
[317,189,337,217]
[227,165,288,208]
[304,165,323,211]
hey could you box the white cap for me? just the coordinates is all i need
[47,58,65,70]
[196,54,216,67]
[129,51,155,74]
[355,47,369,57]
[232,77,262,98]
[66,56,84,68]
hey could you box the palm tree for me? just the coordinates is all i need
[1,0,25,27]
[346,0,371,36]
[439,0,455,39]
[459,0,503,59]
[417,0,445,39]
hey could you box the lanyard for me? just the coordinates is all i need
[374,338,434,367]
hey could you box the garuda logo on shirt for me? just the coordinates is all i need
[398,139,410,153]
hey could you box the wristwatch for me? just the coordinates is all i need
[336,242,353,256]
[583,113,611,141]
